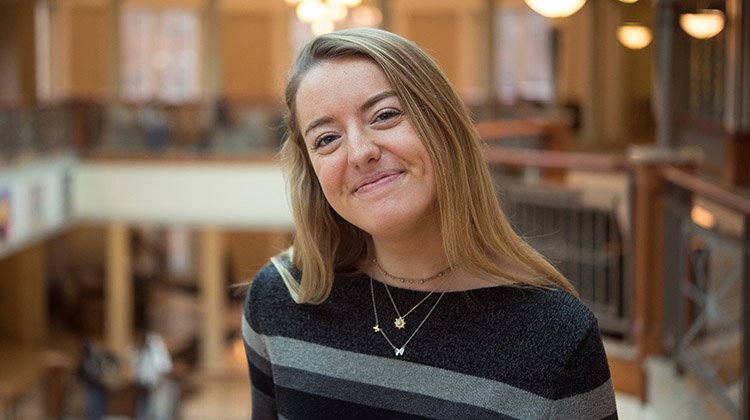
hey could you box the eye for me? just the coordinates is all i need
[313,133,340,150]
[373,109,402,124]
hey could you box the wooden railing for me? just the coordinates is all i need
[483,130,749,418]
[483,134,711,403]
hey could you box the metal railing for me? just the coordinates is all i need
[662,166,749,419]
[0,100,283,164]
[498,182,631,336]
[486,147,634,339]
[0,104,74,165]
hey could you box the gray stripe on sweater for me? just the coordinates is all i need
[247,332,556,418]
[273,364,507,419]
[243,315,270,361]
[547,378,617,419]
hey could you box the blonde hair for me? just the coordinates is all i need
[275,28,576,303]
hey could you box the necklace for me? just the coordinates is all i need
[369,276,447,357]
[373,258,453,284]
[384,283,437,329]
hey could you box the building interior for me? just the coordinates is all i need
[0,0,748,418]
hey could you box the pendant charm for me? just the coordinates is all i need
[373,324,381,333]
[395,347,405,356]
[394,317,406,329]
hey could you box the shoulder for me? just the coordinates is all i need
[243,259,298,333]
[528,288,597,328]
[522,287,598,347]
[485,287,611,398]
[491,286,596,330]
[478,286,600,362]
[248,261,292,298]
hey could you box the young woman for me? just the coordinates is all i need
[243,28,617,419]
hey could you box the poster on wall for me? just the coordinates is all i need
[0,188,10,242]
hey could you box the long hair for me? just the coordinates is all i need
[275,28,576,303]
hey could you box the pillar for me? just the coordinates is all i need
[654,0,678,149]
[723,0,750,187]
[105,222,132,355]
[199,227,225,371]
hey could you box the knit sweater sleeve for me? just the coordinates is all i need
[547,317,618,420]
[242,265,279,420]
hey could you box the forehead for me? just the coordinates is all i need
[295,57,392,111]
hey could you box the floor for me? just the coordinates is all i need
[179,337,251,420]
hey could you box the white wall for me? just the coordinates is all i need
[73,159,293,229]
[0,155,76,260]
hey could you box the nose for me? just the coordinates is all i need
[346,128,380,166]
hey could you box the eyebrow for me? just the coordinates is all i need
[302,90,398,138]
[359,90,397,114]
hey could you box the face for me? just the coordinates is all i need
[295,57,438,241]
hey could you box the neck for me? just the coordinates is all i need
[368,227,452,291]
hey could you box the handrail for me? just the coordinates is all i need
[483,147,631,173]
[661,165,750,215]
[475,118,550,140]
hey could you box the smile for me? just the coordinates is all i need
[354,171,404,194]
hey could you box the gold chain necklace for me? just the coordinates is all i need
[369,276,447,357]
[373,258,453,284]
[384,283,437,329]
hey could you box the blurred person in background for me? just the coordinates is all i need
[131,326,175,420]
[78,337,119,420]
[243,28,617,419]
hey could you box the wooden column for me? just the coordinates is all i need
[723,0,750,187]
[611,161,669,402]
[107,0,121,101]
[202,0,219,128]
[199,227,225,371]
[741,215,749,420]
[618,157,695,401]
[724,131,750,187]
[106,222,132,355]
[632,163,666,358]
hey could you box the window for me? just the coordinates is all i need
[496,7,555,104]
[122,7,200,103]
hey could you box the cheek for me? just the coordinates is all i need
[310,158,345,201]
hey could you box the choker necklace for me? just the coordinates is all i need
[369,276,447,357]
[373,258,453,284]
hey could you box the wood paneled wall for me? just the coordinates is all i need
[0,1,37,105]
[68,3,108,98]
[0,244,47,343]
[390,0,486,101]
[47,0,491,102]
[220,12,273,98]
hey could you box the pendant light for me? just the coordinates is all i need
[679,8,725,39]
[523,0,586,18]
[617,23,652,49]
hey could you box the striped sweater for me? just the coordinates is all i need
[243,263,618,419]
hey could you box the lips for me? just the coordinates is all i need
[353,171,403,193]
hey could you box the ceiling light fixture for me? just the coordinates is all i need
[522,0,586,18]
